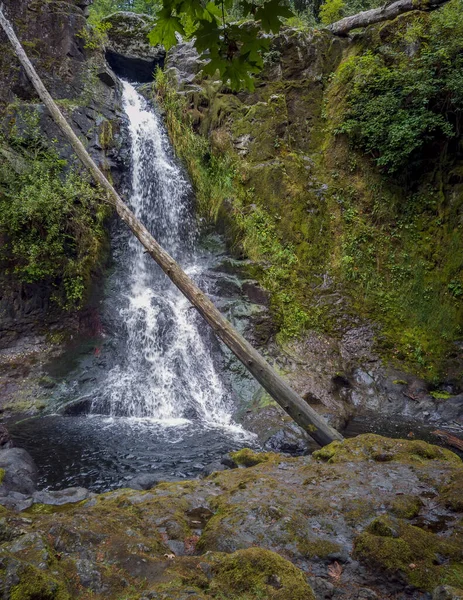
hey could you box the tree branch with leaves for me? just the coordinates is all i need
[148,0,293,89]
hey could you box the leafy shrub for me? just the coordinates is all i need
[331,0,463,174]
[0,147,109,309]
[319,0,382,23]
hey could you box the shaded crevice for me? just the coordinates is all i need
[106,49,165,83]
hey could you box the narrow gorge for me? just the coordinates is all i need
[0,0,462,598]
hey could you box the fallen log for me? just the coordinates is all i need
[0,4,343,447]
[329,0,451,36]
[432,430,463,452]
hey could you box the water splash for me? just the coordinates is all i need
[90,81,235,428]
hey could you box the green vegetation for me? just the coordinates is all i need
[332,1,463,174]
[157,7,463,379]
[10,566,70,600]
[155,68,315,339]
[230,448,277,466]
[319,0,382,24]
[0,109,109,309]
[354,515,463,591]
[209,547,316,599]
[312,433,462,464]
[323,2,463,376]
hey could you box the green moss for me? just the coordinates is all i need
[390,495,423,519]
[430,391,454,400]
[230,448,277,467]
[0,468,5,485]
[209,547,316,599]
[296,536,341,559]
[313,434,462,465]
[439,477,463,512]
[10,566,70,600]
[354,516,463,591]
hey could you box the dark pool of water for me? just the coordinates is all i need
[9,415,256,492]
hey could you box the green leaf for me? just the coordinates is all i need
[148,9,184,49]
[203,1,222,20]
[255,0,293,33]
[194,19,222,54]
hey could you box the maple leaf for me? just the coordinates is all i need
[255,0,293,33]
[195,19,221,54]
[148,8,184,49]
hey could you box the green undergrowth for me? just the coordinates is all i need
[154,68,320,339]
[323,2,463,378]
[313,433,462,465]
[0,107,110,309]
[156,10,463,379]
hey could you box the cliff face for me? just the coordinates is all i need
[151,8,463,424]
[0,0,124,353]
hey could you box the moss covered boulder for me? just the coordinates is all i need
[0,435,461,598]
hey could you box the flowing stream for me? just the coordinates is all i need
[10,82,253,490]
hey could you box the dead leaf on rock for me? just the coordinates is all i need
[328,561,342,582]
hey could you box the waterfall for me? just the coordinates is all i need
[89,81,234,428]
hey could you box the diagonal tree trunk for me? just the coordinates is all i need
[0,4,343,447]
[329,0,450,36]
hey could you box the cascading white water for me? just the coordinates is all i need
[89,81,234,427]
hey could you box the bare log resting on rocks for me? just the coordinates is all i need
[0,4,344,447]
[329,0,451,36]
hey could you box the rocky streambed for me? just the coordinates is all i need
[0,433,462,599]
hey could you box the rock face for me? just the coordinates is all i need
[103,11,165,82]
[0,435,461,599]
[157,23,463,436]
[0,0,127,380]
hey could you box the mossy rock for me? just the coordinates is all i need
[230,448,279,467]
[390,495,423,519]
[439,476,463,512]
[313,434,462,465]
[10,565,70,600]
[354,516,463,591]
[209,547,316,599]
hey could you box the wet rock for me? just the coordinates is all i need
[75,558,104,592]
[0,435,459,597]
[32,487,94,506]
[164,40,205,87]
[265,425,309,454]
[103,12,165,82]
[242,281,270,306]
[201,461,226,477]
[0,447,37,495]
[357,589,379,599]
[126,474,160,491]
[220,453,239,469]
[308,576,335,598]
[0,491,33,512]
[0,424,13,449]
[433,585,463,599]
[436,394,463,425]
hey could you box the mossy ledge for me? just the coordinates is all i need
[0,434,462,598]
